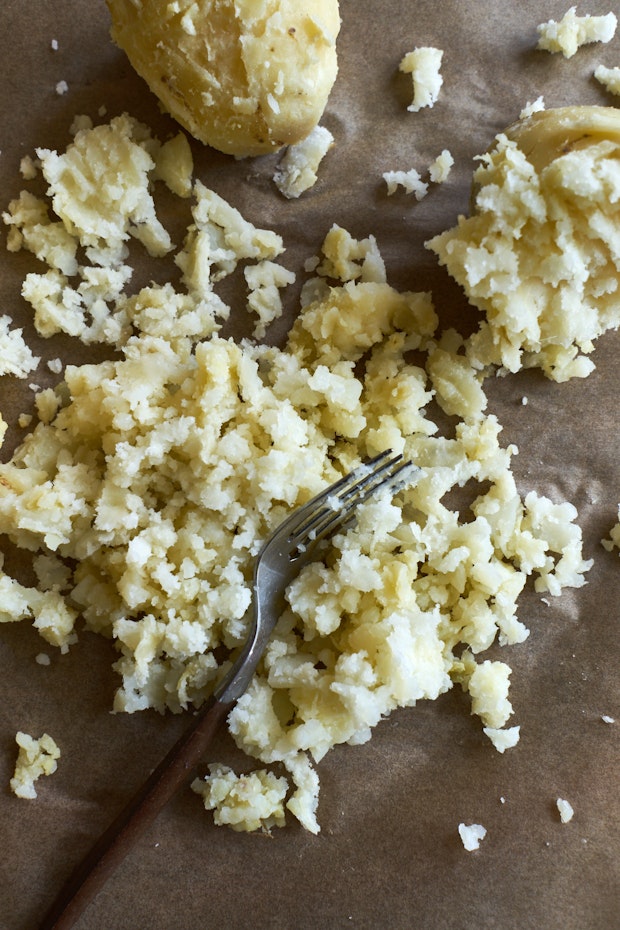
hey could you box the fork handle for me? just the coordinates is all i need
[39,694,235,930]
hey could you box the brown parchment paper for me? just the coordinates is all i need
[1,2,619,928]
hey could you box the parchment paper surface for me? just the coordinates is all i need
[0,2,618,928]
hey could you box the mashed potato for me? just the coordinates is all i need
[427,109,620,381]
[1,114,594,832]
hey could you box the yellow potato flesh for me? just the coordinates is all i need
[504,105,620,171]
[106,0,340,157]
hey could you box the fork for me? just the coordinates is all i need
[40,449,416,930]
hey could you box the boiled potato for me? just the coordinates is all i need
[106,0,340,157]
[504,105,620,171]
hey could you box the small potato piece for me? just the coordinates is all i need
[106,0,340,157]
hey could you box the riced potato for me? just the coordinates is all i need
[0,114,595,833]
[106,0,341,157]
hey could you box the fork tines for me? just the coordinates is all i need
[290,450,416,553]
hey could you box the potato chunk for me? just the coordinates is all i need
[106,0,340,156]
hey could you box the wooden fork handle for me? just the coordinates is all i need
[39,694,235,930]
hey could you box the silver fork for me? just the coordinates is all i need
[40,449,417,930]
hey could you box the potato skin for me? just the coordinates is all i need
[106,0,340,157]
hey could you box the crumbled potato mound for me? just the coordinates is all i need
[0,115,594,832]
[191,764,288,833]
[427,128,620,381]
[399,47,444,112]
[536,7,616,59]
[10,731,61,799]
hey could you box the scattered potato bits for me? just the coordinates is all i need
[0,114,594,832]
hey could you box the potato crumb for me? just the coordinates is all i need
[466,660,513,729]
[55,80,69,96]
[0,315,40,378]
[483,725,521,753]
[594,64,620,96]
[10,732,60,799]
[152,132,194,198]
[273,125,334,199]
[458,822,487,850]
[556,797,574,823]
[428,149,454,183]
[19,155,38,180]
[399,47,443,112]
[244,260,296,339]
[383,168,428,199]
[35,653,51,666]
[385,150,453,198]
[519,97,546,120]
[191,764,287,832]
[537,7,617,58]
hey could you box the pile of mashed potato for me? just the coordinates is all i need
[427,110,620,382]
[1,114,594,832]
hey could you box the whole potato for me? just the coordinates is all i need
[106,0,340,157]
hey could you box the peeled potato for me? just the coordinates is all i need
[504,105,620,171]
[106,0,341,157]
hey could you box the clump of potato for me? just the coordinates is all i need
[106,0,340,157]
